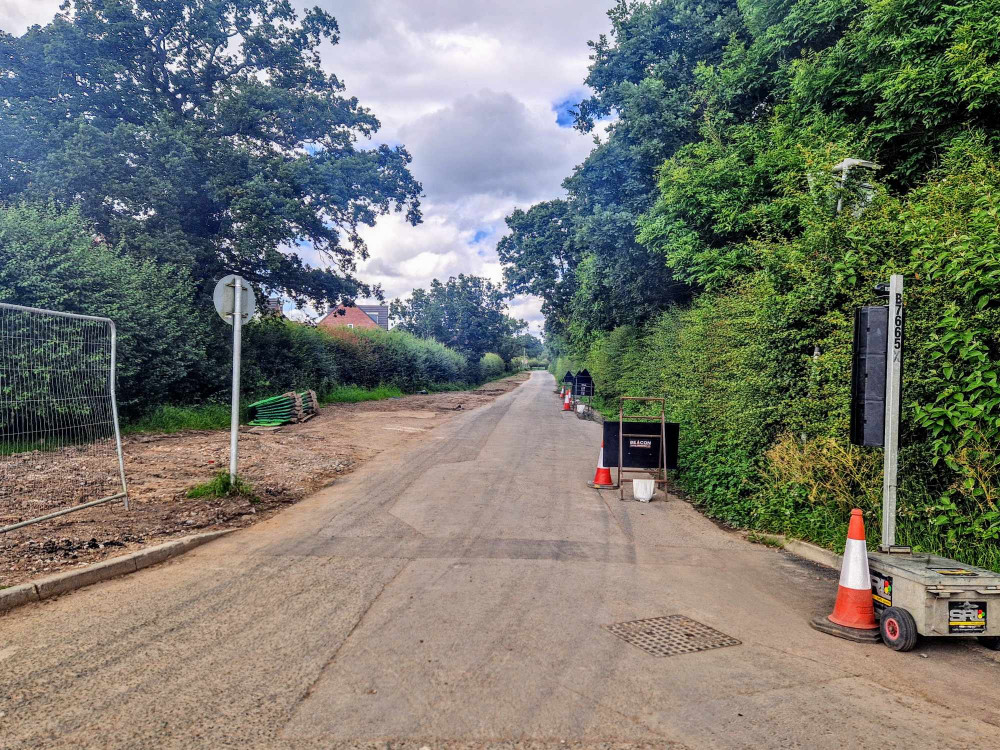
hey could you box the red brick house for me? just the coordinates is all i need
[318,305,381,331]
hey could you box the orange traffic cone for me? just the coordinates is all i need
[590,441,614,488]
[810,509,880,641]
[827,509,878,630]
[562,391,572,411]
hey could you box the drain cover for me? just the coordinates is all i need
[605,615,740,657]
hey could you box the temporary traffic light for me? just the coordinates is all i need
[850,306,888,447]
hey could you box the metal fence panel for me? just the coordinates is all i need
[0,303,128,533]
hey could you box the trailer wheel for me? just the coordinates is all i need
[978,636,1000,651]
[880,607,918,652]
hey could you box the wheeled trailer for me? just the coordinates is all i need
[869,551,1000,651]
[851,276,1000,652]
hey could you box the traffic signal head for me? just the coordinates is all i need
[850,306,888,447]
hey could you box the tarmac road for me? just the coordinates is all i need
[2,371,1000,749]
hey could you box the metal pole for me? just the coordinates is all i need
[1,493,127,534]
[836,168,848,214]
[108,321,129,510]
[229,276,243,484]
[881,274,904,550]
[619,400,624,501]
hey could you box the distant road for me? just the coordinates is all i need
[3,371,999,749]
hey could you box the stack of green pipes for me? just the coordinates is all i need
[247,392,302,426]
[299,390,319,420]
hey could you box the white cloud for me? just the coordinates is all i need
[0,3,56,32]
[2,0,614,337]
[399,90,591,203]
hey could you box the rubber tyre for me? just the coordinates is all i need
[978,636,1000,650]
[880,607,919,652]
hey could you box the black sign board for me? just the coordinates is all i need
[573,369,593,397]
[562,371,575,383]
[603,421,679,470]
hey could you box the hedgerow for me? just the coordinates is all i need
[520,0,1000,571]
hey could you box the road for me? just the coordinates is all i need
[2,371,999,749]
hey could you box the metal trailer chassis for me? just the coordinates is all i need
[868,551,1000,651]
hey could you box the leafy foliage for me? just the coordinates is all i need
[0,202,208,413]
[391,275,535,373]
[520,0,1000,570]
[479,353,506,381]
[242,319,468,398]
[0,0,421,304]
[498,200,580,334]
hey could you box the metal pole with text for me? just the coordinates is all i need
[881,274,903,550]
[229,276,243,484]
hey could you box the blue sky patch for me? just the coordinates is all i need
[552,92,585,128]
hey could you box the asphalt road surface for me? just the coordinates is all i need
[3,371,999,749]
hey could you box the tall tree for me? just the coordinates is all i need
[500,0,739,344]
[391,275,525,363]
[0,0,422,304]
[497,199,580,337]
[573,0,741,310]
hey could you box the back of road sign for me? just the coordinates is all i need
[213,274,257,324]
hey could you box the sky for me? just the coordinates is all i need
[1,1,615,335]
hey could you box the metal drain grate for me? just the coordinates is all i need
[605,615,741,657]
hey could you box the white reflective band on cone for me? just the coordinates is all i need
[839,537,871,590]
[598,447,606,469]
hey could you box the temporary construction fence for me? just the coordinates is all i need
[0,303,128,533]
[247,390,320,427]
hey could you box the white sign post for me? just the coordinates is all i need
[881,274,904,550]
[213,275,256,483]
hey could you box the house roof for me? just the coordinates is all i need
[318,305,379,330]
[356,304,390,330]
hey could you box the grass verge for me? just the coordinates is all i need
[125,404,233,434]
[121,374,522,437]
[187,471,257,502]
[747,531,784,549]
[322,384,404,404]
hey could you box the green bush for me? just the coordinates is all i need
[0,202,209,417]
[567,137,1000,571]
[187,472,256,501]
[479,352,505,381]
[322,385,404,404]
[241,319,470,400]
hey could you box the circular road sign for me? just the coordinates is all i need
[213,274,257,325]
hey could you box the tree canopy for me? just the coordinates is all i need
[0,0,422,304]
[512,0,1000,570]
[390,275,536,365]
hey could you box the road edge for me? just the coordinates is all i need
[747,531,843,570]
[0,529,234,616]
[782,537,842,570]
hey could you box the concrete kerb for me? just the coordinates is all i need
[782,537,843,570]
[750,532,886,643]
[0,529,234,616]
[745,531,843,570]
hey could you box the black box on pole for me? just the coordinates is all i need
[850,306,888,447]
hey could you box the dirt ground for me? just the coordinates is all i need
[0,374,528,588]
